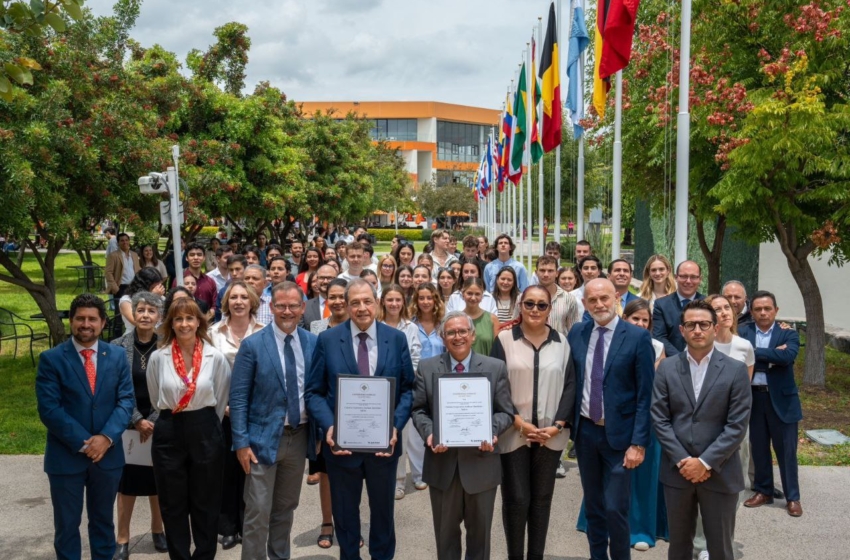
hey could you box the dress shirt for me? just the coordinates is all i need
[350,320,378,376]
[677,291,696,307]
[415,319,445,360]
[580,315,619,419]
[71,337,99,370]
[207,267,229,292]
[272,322,308,425]
[686,349,713,402]
[120,251,135,285]
[548,287,582,336]
[449,353,472,374]
[207,317,263,367]
[256,286,273,326]
[570,286,586,316]
[752,324,774,386]
[317,295,327,317]
[430,251,459,279]
[105,236,118,260]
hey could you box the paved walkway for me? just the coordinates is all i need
[1,455,846,559]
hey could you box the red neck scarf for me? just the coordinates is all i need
[171,338,203,413]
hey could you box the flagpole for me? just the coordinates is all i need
[537,16,545,256]
[675,0,692,266]
[518,57,525,260]
[576,0,586,244]
[611,70,623,260]
[526,40,533,270]
[555,0,565,245]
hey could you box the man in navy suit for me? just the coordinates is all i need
[230,281,319,559]
[652,260,705,356]
[36,294,135,560]
[567,279,655,560]
[305,278,415,560]
[580,259,639,323]
[740,291,804,517]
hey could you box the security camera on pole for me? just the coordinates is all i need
[137,145,185,285]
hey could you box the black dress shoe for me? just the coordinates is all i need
[152,532,168,553]
[221,534,240,550]
[113,543,129,560]
[773,487,785,500]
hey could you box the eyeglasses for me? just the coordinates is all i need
[682,321,715,332]
[677,275,701,282]
[444,329,471,338]
[522,301,550,311]
[317,276,335,281]
[381,263,395,269]
[273,304,302,312]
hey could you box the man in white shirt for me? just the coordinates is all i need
[244,265,272,325]
[429,229,458,279]
[207,246,232,292]
[104,233,140,298]
[337,241,367,282]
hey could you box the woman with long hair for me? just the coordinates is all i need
[146,298,232,560]
[242,245,262,267]
[392,242,416,268]
[494,266,521,324]
[296,247,324,294]
[557,266,582,293]
[411,264,433,288]
[312,236,326,253]
[409,283,445,360]
[139,244,168,281]
[119,267,165,334]
[380,285,425,500]
[208,281,264,549]
[416,252,434,275]
[112,292,167,559]
[491,285,575,560]
[436,267,457,302]
[460,277,500,356]
[638,254,677,307]
[378,255,398,292]
[359,268,382,297]
[395,265,415,304]
[444,258,498,314]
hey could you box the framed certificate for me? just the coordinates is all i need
[435,375,493,447]
[334,375,396,453]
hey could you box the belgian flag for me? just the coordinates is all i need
[539,2,562,153]
[593,0,640,118]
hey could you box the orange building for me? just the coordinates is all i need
[299,101,500,186]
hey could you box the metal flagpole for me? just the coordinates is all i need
[537,17,545,256]
[675,0,692,266]
[576,0,586,243]
[526,40,533,269]
[518,58,525,258]
[611,70,623,259]
[555,0,565,244]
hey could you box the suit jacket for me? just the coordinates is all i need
[567,318,655,450]
[36,339,135,475]
[411,352,514,495]
[652,292,705,356]
[229,324,318,465]
[104,250,141,294]
[304,320,415,465]
[739,322,802,423]
[299,297,323,330]
[651,351,752,494]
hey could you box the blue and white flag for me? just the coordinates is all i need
[565,5,590,139]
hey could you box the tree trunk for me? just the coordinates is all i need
[694,214,726,294]
[623,227,633,246]
[785,253,826,387]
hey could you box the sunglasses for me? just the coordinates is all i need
[522,301,550,311]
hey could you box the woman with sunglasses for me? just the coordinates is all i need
[378,255,398,292]
[460,277,500,357]
[379,285,425,500]
[436,267,457,302]
[491,285,575,560]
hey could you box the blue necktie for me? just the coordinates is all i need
[589,327,608,424]
[681,298,692,308]
[357,332,370,377]
[283,335,301,426]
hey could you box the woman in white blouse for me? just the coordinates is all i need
[147,297,232,560]
[380,284,424,500]
[207,280,264,549]
[490,285,575,560]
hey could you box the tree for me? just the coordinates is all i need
[417,181,477,220]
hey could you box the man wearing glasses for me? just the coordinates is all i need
[652,300,752,560]
[411,311,513,560]
[653,260,705,356]
[301,264,338,328]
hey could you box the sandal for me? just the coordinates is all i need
[317,523,334,548]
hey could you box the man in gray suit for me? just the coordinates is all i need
[652,300,752,560]
[411,310,514,560]
[300,264,337,329]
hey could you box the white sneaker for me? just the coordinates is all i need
[633,541,650,551]
[395,487,405,500]
[555,461,567,478]
[698,551,710,560]
[413,480,428,491]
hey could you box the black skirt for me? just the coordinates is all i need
[118,431,158,497]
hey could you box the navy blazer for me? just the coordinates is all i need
[739,322,802,424]
[304,320,415,463]
[652,292,705,356]
[567,318,656,450]
[36,339,135,475]
[229,324,318,465]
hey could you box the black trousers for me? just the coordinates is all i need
[152,407,225,560]
[500,444,562,560]
[218,415,245,538]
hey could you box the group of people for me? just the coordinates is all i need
[35,228,803,560]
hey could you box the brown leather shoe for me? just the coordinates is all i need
[786,500,803,517]
[744,492,774,508]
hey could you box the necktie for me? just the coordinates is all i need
[283,335,301,425]
[454,363,465,373]
[589,327,608,423]
[616,297,624,317]
[322,299,331,319]
[81,349,96,393]
[681,298,692,308]
[357,332,370,377]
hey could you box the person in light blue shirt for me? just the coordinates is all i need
[410,283,445,359]
[483,234,529,294]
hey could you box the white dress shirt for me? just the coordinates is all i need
[686,349,714,402]
[207,268,229,292]
[120,251,135,285]
[71,338,99,370]
[580,316,619,419]
[272,322,308,426]
[350,321,378,376]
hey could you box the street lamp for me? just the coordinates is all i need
[138,145,184,285]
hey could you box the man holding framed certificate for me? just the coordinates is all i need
[411,310,514,560]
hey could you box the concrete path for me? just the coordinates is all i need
[1,455,846,559]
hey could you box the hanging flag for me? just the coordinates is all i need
[509,62,528,178]
[530,38,544,164]
[500,92,518,186]
[566,5,590,138]
[593,0,641,117]
[539,2,562,152]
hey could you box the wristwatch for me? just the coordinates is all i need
[552,422,565,434]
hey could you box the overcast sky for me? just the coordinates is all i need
[85,0,558,111]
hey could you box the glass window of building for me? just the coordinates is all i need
[436,120,488,163]
[368,119,417,141]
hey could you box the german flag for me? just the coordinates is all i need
[593,0,641,118]
[539,2,562,153]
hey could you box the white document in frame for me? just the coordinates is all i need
[337,377,392,449]
[122,430,153,466]
[438,376,493,447]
